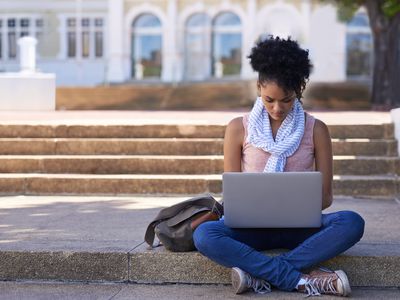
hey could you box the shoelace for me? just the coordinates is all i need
[245,273,272,294]
[303,276,338,297]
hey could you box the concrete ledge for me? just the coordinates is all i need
[130,244,400,287]
[131,249,230,284]
[0,251,128,282]
[0,73,55,111]
[1,245,398,287]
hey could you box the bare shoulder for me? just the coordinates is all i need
[224,116,245,146]
[226,116,244,134]
[313,118,330,139]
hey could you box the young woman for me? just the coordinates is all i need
[193,36,365,297]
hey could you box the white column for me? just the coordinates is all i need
[242,0,257,79]
[162,0,177,82]
[18,36,37,72]
[309,5,346,82]
[301,0,311,46]
[390,108,400,156]
[75,0,83,83]
[106,0,125,83]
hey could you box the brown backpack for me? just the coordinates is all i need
[144,194,223,252]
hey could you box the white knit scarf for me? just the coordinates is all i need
[247,97,305,172]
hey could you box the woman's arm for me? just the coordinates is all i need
[224,117,244,172]
[313,119,333,210]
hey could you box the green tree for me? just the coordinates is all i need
[326,0,400,109]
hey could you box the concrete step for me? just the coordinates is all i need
[331,139,398,156]
[333,175,399,198]
[333,156,400,175]
[0,123,394,139]
[0,174,398,198]
[0,155,398,176]
[0,138,397,156]
[0,155,222,175]
[0,138,224,156]
[0,196,399,288]
[1,244,398,287]
[131,243,400,287]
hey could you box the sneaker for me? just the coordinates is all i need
[231,267,271,294]
[298,267,351,297]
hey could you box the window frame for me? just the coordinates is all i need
[0,14,43,62]
[131,13,163,80]
[58,13,106,61]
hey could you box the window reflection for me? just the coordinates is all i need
[7,19,16,58]
[346,12,372,79]
[66,17,104,59]
[94,18,104,58]
[132,14,162,79]
[212,12,242,77]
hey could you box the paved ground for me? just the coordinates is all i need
[0,281,399,300]
[0,196,399,253]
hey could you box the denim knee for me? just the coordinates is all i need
[340,211,365,242]
[193,221,222,253]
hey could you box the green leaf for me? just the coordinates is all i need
[382,0,400,18]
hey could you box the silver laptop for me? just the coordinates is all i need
[222,172,322,228]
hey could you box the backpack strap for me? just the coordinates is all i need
[144,193,221,248]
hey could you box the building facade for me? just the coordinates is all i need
[0,0,373,86]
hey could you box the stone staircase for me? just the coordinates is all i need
[0,119,399,290]
[0,123,398,198]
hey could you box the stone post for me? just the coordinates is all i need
[18,36,37,73]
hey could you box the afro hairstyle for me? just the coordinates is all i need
[248,35,312,100]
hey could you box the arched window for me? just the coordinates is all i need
[212,12,242,77]
[131,13,162,79]
[346,12,373,79]
[184,13,211,80]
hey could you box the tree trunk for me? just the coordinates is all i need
[365,0,400,109]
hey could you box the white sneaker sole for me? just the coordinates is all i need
[335,270,352,297]
[231,267,247,294]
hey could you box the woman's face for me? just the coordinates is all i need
[258,81,296,123]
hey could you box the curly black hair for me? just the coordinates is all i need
[248,35,312,100]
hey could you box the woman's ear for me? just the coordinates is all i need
[256,81,261,97]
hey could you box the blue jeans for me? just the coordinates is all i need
[193,211,364,291]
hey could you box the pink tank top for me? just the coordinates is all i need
[241,112,316,172]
